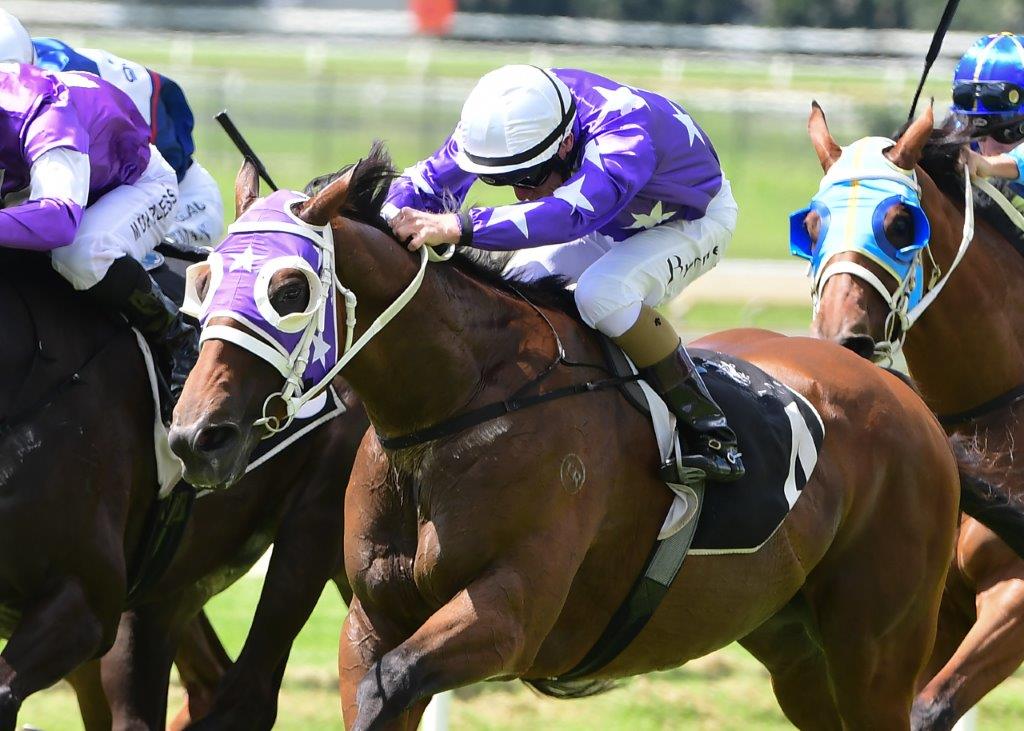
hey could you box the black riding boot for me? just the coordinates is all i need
[89,256,199,423]
[641,344,745,482]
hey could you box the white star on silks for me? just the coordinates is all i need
[485,202,544,238]
[592,85,648,127]
[553,175,594,214]
[672,103,704,146]
[582,139,604,172]
[228,244,261,272]
[627,201,677,230]
[310,331,332,367]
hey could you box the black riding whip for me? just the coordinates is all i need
[214,110,279,191]
[907,0,961,122]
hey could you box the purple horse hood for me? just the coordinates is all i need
[185,190,339,389]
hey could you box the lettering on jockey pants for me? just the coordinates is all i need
[666,245,720,285]
[129,187,179,241]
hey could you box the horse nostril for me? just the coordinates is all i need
[192,423,241,455]
[839,334,876,360]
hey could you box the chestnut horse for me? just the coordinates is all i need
[797,103,1024,728]
[167,146,1021,730]
[0,247,366,730]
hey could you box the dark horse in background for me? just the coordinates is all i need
[169,146,1024,730]
[0,247,367,730]
[803,103,1024,729]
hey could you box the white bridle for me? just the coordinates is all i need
[191,215,453,436]
[810,165,999,364]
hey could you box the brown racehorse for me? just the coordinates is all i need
[169,147,1024,730]
[0,247,366,730]
[802,104,1024,729]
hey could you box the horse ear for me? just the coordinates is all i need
[808,101,842,172]
[298,169,355,227]
[887,105,934,171]
[235,158,260,218]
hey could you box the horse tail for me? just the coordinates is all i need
[953,438,1024,559]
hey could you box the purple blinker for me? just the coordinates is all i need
[184,189,338,387]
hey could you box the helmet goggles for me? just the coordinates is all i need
[478,156,557,188]
[953,81,1024,115]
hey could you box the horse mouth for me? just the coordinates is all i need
[170,420,258,490]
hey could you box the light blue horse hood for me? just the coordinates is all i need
[790,137,931,308]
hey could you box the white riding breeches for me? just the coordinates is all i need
[51,146,179,290]
[505,179,738,337]
[163,161,224,254]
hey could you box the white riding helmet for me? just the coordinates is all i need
[455,65,576,175]
[0,10,34,65]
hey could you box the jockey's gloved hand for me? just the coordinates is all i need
[390,208,461,251]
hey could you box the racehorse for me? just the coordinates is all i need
[797,103,1024,729]
[168,146,1024,730]
[0,247,366,730]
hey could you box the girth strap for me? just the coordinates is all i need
[377,374,639,451]
[553,468,705,682]
[937,382,1024,428]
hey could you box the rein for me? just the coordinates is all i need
[197,213,455,436]
[378,287,639,451]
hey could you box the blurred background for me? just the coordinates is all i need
[9,0,1024,728]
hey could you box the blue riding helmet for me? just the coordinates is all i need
[790,177,931,309]
[952,33,1024,118]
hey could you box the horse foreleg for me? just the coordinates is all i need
[66,660,113,731]
[100,607,180,729]
[912,571,1024,730]
[345,565,545,731]
[190,495,343,731]
[739,606,841,730]
[167,610,233,730]
[0,578,113,731]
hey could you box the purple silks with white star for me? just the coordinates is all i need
[200,190,339,387]
[384,67,724,250]
[0,63,151,251]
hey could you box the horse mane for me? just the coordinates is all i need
[911,115,1024,254]
[303,141,581,319]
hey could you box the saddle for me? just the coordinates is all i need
[599,335,825,552]
[541,337,827,689]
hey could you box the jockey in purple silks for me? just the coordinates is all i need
[0,37,194,420]
[385,65,744,481]
[0,9,224,255]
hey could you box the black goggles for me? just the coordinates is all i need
[953,81,1024,113]
[990,119,1024,144]
[477,157,557,189]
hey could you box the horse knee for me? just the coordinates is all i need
[911,694,959,731]
[0,685,20,731]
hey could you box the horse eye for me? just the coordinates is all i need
[889,216,912,240]
[269,274,311,316]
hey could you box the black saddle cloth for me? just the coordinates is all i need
[602,338,825,553]
[687,350,823,552]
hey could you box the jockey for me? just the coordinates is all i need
[0,10,223,254]
[952,33,1024,194]
[385,65,744,481]
[0,39,194,420]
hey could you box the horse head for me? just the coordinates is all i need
[169,158,361,488]
[792,102,938,362]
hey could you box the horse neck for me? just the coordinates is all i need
[334,220,552,438]
[902,172,1024,415]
